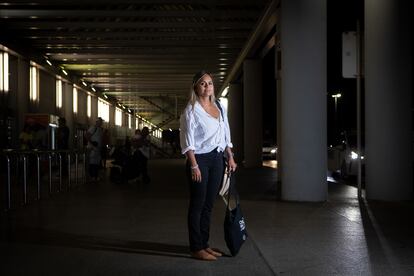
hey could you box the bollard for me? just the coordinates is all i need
[75,153,78,187]
[37,154,41,200]
[6,155,11,210]
[68,153,71,189]
[83,152,87,184]
[23,155,27,205]
[59,153,62,192]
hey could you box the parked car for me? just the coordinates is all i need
[263,142,277,160]
[328,130,364,179]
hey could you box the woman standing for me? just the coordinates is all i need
[180,70,237,261]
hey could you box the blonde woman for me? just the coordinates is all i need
[180,70,237,261]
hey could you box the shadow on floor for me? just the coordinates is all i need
[2,225,190,259]
[359,199,414,274]
[235,166,279,201]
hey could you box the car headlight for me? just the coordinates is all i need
[350,151,358,160]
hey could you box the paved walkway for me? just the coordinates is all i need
[1,159,413,275]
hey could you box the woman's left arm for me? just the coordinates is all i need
[225,146,237,172]
[221,102,237,172]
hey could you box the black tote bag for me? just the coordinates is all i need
[223,172,247,256]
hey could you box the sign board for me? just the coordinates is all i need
[24,113,59,127]
[342,31,357,78]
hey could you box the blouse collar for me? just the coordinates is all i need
[194,100,220,120]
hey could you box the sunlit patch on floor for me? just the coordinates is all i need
[262,160,277,169]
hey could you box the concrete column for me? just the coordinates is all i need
[227,83,244,162]
[243,59,263,168]
[4,54,18,148]
[38,71,55,114]
[365,0,413,200]
[276,49,283,186]
[16,57,30,133]
[91,96,98,122]
[280,0,327,201]
[109,104,115,129]
[64,82,74,149]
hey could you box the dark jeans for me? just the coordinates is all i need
[89,164,100,178]
[136,150,150,182]
[187,148,224,252]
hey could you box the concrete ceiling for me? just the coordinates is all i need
[0,0,270,129]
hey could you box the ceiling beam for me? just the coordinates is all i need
[1,21,255,30]
[22,32,250,40]
[48,53,237,60]
[220,0,278,94]
[42,48,238,54]
[0,9,260,18]
[31,40,244,47]
[0,0,264,5]
[59,59,232,65]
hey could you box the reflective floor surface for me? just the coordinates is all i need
[1,159,413,275]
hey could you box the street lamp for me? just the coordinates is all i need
[331,93,342,111]
[331,93,342,119]
[331,93,342,141]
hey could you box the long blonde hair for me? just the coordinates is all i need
[188,71,215,110]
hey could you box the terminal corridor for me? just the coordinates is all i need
[0,0,413,274]
[1,159,413,275]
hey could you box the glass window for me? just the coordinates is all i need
[115,107,122,126]
[87,95,91,117]
[0,52,9,92]
[98,98,109,122]
[56,79,62,108]
[73,87,78,114]
[30,64,38,101]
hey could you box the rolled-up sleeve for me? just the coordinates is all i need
[223,104,233,148]
[180,107,196,154]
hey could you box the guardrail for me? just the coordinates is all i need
[0,149,87,211]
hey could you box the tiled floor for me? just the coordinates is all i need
[1,159,413,275]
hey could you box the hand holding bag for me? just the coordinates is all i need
[218,167,231,199]
[223,172,247,256]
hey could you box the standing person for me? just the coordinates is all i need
[101,128,110,169]
[56,117,70,176]
[180,70,237,261]
[32,123,47,150]
[19,123,33,150]
[85,117,104,181]
[132,129,142,147]
[133,126,151,184]
[124,136,132,155]
[56,118,70,150]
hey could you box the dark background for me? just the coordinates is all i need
[262,0,365,147]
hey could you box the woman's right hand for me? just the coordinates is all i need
[191,167,202,183]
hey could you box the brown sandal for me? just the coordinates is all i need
[190,249,217,261]
[205,248,223,257]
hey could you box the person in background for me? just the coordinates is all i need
[56,118,70,150]
[180,70,237,261]
[132,127,151,184]
[56,117,70,176]
[31,123,47,150]
[101,128,110,169]
[124,136,132,155]
[85,117,104,182]
[19,123,33,150]
[132,129,142,147]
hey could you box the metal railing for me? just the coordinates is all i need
[0,149,87,211]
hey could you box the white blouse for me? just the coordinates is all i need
[180,100,233,155]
